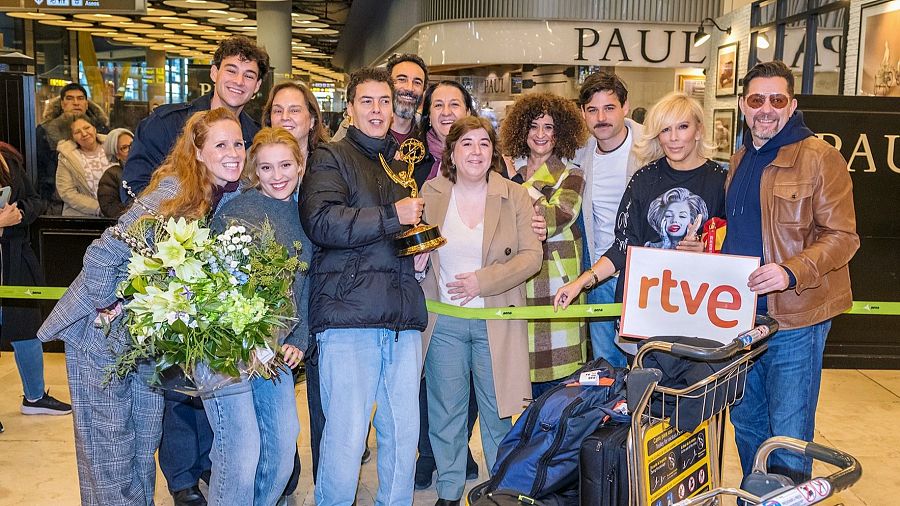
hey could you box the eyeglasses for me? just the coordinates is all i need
[744,93,791,109]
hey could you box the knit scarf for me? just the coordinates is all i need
[426,128,445,181]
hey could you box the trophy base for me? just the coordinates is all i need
[395,224,447,257]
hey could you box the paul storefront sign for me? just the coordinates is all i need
[620,247,758,344]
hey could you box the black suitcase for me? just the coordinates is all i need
[578,421,630,506]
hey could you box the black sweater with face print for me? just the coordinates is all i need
[602,156,727,301]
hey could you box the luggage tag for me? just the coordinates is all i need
[568,370,615,387]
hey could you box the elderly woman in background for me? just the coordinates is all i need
[38,108,247,505]
[97,127,134,219]
[419,116,542,504]
[56,114,112,216]
[499,92,590,398]
[554,92,726,356]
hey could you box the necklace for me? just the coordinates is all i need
[596,129,629,154]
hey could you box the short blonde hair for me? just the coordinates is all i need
[243,127,305,188]
[635,92,715,166]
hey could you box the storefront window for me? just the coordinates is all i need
[0,13,24,53]
[750,0,849,95]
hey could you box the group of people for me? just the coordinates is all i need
[5,31,857,506]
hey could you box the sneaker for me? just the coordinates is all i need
[21,392,72,415]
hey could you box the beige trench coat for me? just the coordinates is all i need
[420,173,542,418]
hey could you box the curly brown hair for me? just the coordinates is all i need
[499,92,588,160]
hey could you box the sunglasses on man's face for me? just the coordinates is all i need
[744,93,791,109]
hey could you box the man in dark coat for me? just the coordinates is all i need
[120,35,269,506]
[35,83,110,215]
[300,66,428,506]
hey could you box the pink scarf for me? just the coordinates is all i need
[426,128,445,181]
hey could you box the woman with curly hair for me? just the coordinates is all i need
[554,92,726,357]
[499,92,590,397]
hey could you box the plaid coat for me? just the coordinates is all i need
[37,177,180,352]
[516,156,588,382]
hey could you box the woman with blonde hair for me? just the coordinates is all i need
[37,107,247,505]
[499,92,590,398]
[554,92,726,356]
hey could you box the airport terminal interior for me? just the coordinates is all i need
[0,0,898,504]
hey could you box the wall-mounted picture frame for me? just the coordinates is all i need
[857,0,900,97]
[677,74,707,105]
[712,108,736,161]
[716,42,740,97]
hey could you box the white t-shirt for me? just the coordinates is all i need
[590,128,633,260]
[438,190,485,308]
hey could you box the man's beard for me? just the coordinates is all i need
[393,91,420,120]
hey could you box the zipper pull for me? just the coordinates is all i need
[395,330,399,342]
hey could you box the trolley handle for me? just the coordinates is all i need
[753,437,862,495]
[634,315,778,368]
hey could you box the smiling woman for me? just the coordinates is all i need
[418,115,542,503]
[36,108,247,506]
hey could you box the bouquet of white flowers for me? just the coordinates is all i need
[108,214,304,393]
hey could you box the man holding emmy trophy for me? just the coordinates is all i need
[300,66,436,506]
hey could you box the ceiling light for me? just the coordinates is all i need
[187,9,246,19]
[291,13,318,22]
[292,27,339,35]
[163,0,229,9]
[147,7,177,16]
[103,21,155,29]
[73,14,131,22]
[4,12,65,20]
[757,32,771,49]
[39,20,92,27]
[208,17,256,26]
[142,16,195,24]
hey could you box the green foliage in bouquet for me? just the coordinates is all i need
[109,216,306,388]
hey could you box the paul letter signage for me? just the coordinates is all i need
[620,247,758,343]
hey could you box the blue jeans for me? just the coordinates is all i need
[730,320,831,483]
[201,367,300,506]
[159,391,213,493]
[426,316,512,501]
[587,276,626,367]
[315,328,423,506]
[11,338,45,401]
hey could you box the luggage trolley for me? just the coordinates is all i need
[672,436,862,506]
[624,315,779,506]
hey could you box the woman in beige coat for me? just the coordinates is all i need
[418,116,542,505]
[55,114,110,216]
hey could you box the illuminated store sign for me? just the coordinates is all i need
[415,20,707,68]
[0,0,144,13]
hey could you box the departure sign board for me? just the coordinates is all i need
[0,0,145,14]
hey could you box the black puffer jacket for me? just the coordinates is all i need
[300,126,427,335]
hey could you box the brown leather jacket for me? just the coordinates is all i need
[727,135,859,329]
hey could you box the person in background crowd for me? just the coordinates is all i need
[726,61,858,484]
[36,83,110,215]
[419,116,542,505]
[120,35,269,506]
[37,107,245,506]
[0,143,72,428]
[569,72,644,367]
[331,53,428,146]
[631,107,647,125]
[97,128,134,219]
[56,114,112,217]
[205,127,311,506]
[300,66,427,506]
[499,92,590,398]
[554,92,725,357]
[260,80,328,495]
[415,81,476,189]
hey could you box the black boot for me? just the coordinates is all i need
[435,500,460,506]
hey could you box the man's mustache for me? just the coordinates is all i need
[593,122,612,129]
[396,90,421,102]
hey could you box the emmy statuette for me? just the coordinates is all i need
[379,138,447,256]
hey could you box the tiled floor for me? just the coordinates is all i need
[0,352,895,505]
